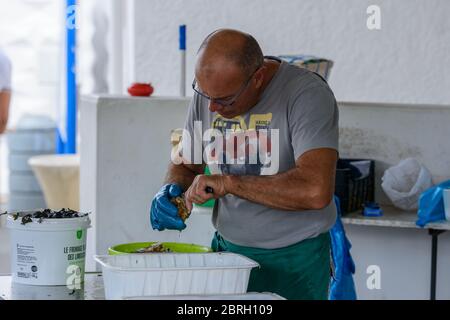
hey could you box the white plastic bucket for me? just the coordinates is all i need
[6,211,91,286]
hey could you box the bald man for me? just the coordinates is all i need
[150,29,339,300]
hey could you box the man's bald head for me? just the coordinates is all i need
[197,29,264,78]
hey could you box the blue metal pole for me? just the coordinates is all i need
[179,25,186,97]
[58,0,77,154]
[179,25,186,50]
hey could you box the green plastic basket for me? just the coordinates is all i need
[108,242,213,255]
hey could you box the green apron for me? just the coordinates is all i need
[211,231,331,300]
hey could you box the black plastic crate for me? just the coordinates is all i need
[335,158,375,215]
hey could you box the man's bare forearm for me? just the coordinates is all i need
[182,149,337,211]
[223,168,334,211]
[222,149,337,211]
[164,163,205,192]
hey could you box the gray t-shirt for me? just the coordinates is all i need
[183,57,339,249]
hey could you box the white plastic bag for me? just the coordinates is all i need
[381,158,433,211]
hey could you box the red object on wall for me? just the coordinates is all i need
[127,83,154,97]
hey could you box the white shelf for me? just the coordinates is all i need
[341,205,450,231]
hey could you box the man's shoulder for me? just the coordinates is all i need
[275,63,334,107]
[282,63,330,91]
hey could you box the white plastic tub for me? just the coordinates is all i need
[94,253,259,300]
[6,211,91,286]
[123,293,285,300]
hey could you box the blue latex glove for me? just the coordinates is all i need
[416,180,450,227]
[150,184,186,231]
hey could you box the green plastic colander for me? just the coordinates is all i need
[108,242,212,255]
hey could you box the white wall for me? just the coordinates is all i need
[125,0,450,105]
[78,0,127,95]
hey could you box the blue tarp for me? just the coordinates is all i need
[329,196,357,300]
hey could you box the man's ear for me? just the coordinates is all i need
[254,67,265,89]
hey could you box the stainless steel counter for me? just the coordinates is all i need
[0,272,105,300]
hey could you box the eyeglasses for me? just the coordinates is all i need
[192,66,261,107]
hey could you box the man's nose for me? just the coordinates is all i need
[208,100,223,112]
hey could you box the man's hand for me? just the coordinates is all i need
[185,174,228,211]
[150,184,186,231]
